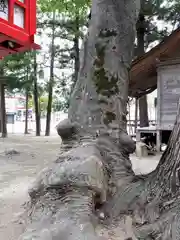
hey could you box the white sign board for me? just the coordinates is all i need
[5,97,16,113]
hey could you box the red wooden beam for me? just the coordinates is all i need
[0,0,40,58]
[29,0,36,35]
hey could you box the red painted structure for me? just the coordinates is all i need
[0,0,40,58]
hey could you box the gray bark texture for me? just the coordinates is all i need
[18,0,180,239]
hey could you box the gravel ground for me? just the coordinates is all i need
[0,135,161,240]
[0,135,61,240]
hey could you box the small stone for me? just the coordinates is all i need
[99,212,105,220]
[96,130,100,136]
[80,224,84,230]
[5,149,20,156]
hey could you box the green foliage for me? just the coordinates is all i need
[37,0,180,113]
[134,0,180,56]
[29,95,48,113]
[38,0,91,17]
[0,52,32,92]
[142,0,165,16]
[52,96,69,112]
[37,0,90,113]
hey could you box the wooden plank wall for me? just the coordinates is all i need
[157,63,180,130]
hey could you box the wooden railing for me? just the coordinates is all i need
[127,120,156,136]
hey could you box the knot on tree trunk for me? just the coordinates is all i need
[56,118,78,140]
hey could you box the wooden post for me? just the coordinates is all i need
[156,130,161,152]
[134,97,138,133]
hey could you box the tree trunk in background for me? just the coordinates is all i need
[0,83,7,138]
[33,52,41,136]
[73,10,80,88]
[45,11,55,136]
[38,98,42,131]
[136,6,149,128]
[139,95,149,127]
[24,88,29,134]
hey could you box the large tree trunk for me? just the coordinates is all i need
[45,11,55,136]
[33,52,41,136]
[68,1,138,137]
[131,103,180,239]
[20,1,139,239]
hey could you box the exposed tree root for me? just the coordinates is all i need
[19,119,180,240]
[100,104,180,240]
[19,123,180,240]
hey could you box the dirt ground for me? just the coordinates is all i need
[0,134,161,240]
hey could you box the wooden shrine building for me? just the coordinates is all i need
[129,27,180,150]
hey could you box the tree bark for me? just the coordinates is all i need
[45,11,55,136]
[0,83,7,138]
[33,52,41,136]
[128,102,180,240]
[69,0,140,138]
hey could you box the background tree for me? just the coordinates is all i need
[5,51,42,136]
[45,11,56,136]
[0,52,33,137]
[32,51,41,136]
[37,0,90,132]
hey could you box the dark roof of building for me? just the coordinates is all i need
[129,27,180,97]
